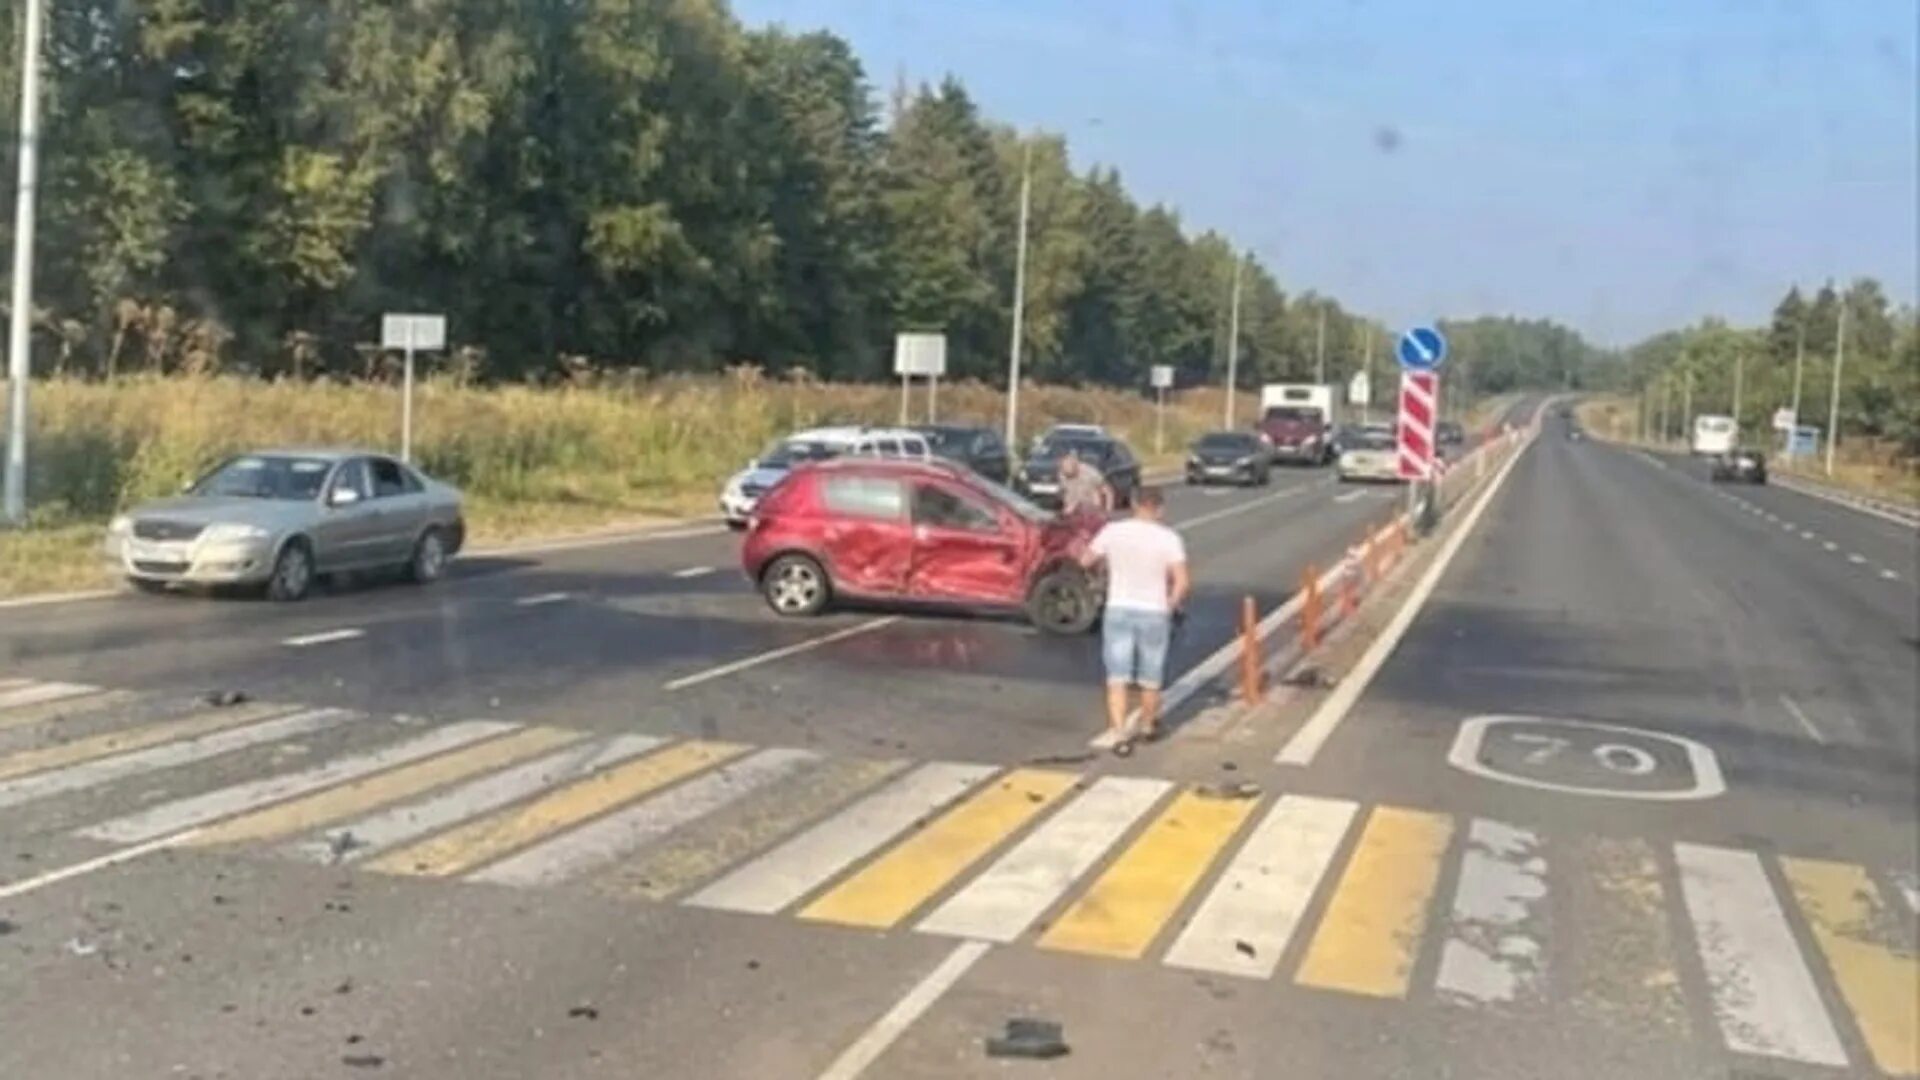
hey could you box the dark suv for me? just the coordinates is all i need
[1186,431,1271,486]
[740,458,1105,633]
[1710,448,1767,484]
[914,424,1013,485]
[1014,435,1143,509]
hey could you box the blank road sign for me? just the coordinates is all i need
[894,333,948,377]
[381,314,446,352]
[1151,365,1174,389]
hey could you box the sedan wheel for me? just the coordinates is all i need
[266,541,313,602]
[408,528,448,584]
[1027,568,1100,635]
[763,554,829,617]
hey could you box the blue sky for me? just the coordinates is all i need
[732,0,1917,346]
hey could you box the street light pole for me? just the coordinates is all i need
[4,0,46,527]
[1360,328,1373,424]
[1825,298,1846,476]
[1223,254,1243,428]
[1314,305,1327,384]
[1789,318,1805,434]
[1731,349,1744,435]
[1003,141,1032,453]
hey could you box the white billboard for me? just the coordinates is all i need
[893,333,947,377]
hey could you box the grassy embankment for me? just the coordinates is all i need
[0,372,1242,597]
[1576,395,1920,504]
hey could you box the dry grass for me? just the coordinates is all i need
[0,372,1245,596]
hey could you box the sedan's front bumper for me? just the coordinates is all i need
[1187,462,1259,483]
[105,534,277,585]
[1337,457,1403,482]
[720,490,761,525]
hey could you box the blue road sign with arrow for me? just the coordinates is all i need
[1398,326,1447,371]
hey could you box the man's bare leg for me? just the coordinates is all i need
[1137,687,1162,738]
[1105,680,1131,737]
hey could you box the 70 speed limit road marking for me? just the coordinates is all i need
[1448,715,1726,801]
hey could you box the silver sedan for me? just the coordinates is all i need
[104,449,466,600]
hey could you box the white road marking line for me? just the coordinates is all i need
[1163,794,1357,979]
[1277,425,1537,766]
[0,681,97,710]
[1890,870,1920,916]
[1778,521,1796,531]
[514,592,571,607]
[1333,490,1371,504]
[686,762,994,914]
[815,940,991,1080]
[1674,843,1848,1067]
[918,776,1172,943]
[290,734,667,863]
[1847,553,1867,564]
[472,522,728,558]
[470,747,819,886]
[1174,484,1311,532]
[0,828,204,901]
[0,708,353,812]
[81,721,516,844]
[1436,819,1549,1007]
[1778,695,1826,744]
[1799,530,1816,540]
[673,565,716,579]
[1881,568,1901,580]
[664,617,902,691]
[1823,540,1839,551]
[281,628,365,648]
[0,589,118,611]
[1771,474,1920,527]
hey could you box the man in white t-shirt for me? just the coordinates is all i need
[1081,486,1189,754]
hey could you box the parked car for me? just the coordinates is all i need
[1336,427,1403,483]
[1437,420,1466,447]
[1185,431,1271,486]
[1709,448,1767,484]
[1014,434,1143,509]
[741,457,1106,634]
[720,427,931,528]
[914,423,1013,485]
[104,449,465,601]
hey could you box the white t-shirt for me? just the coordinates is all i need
[1089,519,1187,614]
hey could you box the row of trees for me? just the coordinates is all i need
[0,0,1447,392]
[1620,279,1919,455]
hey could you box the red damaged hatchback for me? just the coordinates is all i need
[740,457,1106,634]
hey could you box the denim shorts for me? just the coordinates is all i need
[1101,607,1173,689]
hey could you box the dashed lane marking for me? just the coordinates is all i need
[673,566,716,579]
[514,592,571,607]
[281,628,365,647]
[1779,694,1826,744]
[663,617,902,691]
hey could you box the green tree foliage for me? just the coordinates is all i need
[2,0,1604,398]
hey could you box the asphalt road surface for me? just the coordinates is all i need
[14,396,1914,1080]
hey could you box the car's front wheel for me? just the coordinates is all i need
[762,554,830,617]
[407,527,449,584]
[1027,567,1100,635]
[265,540,314,602]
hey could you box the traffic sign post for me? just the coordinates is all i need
[894,333,948,424]
[381,314,447,463]
[1150,365,1174,455]
[1396,326,1446,532]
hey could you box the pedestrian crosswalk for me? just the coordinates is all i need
[3,678,1916,1076]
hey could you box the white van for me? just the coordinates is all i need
[720,426,931,527]
[1691,415,1737,456]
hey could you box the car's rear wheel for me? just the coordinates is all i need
[407,527,449,584]
[762,554,830,617]
[1027,567,1100,635]
[265,540,313,602]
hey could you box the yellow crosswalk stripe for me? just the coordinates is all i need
[0,690,138,733]
[364,740,749,878]
[799,768,1077,929]
[612,756,909,902]
[1780,857,1919,1076]
[1038,788,1256,959]
[1295,805,1453,998]
[186,726,586,847]
[0,701,294,781]
[1564,836,1687,1035]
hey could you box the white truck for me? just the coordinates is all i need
[1257,383,1341,465]
[1691,414,1737,456]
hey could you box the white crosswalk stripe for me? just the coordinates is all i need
[1435,819,1549,1007]
[289,734,669,863]
[470,747,819,887]
[0,681,97,710]
[686,761,994,915]
[82,720,517,844]
[919,776,1171,943]
[1674,842,1849,1068]
[0,708,355,812]
[1162,794,1356,978]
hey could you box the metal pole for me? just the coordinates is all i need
[1003,143,1032,452]
[1789,319,1805,436]
[1223,255,1242,427]
[4,0,47,526]
[1660,379,1670,444]
[1155,387,1165,455]
[1314,305,1326,384]
[401,342,416,462]
[1682,369,1692,444]
[899,374,910,426]
[1825,299,1845,476]
[1361,329,1372,424]
[928,374,937,423]
[1732,350,1744,435]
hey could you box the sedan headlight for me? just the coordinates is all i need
[200,522,269,544]
[108,514,132,535]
